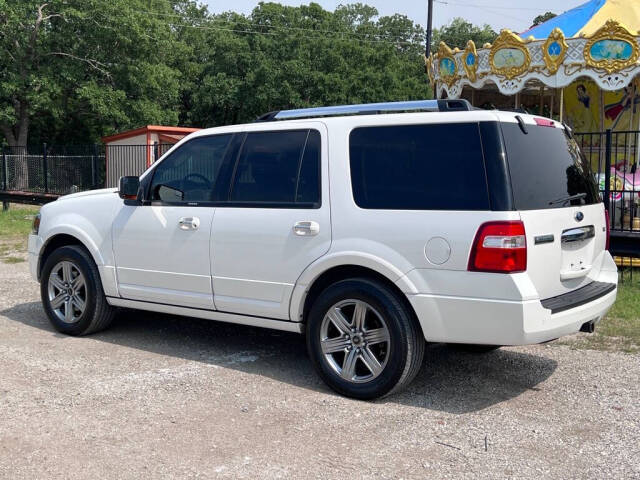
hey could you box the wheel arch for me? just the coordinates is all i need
[295,263,423,338]
[38,232,102,281]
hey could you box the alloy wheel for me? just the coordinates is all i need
[47,260,87,324]
[320,299,391,383]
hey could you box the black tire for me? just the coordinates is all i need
[306,278,424,400]
[40,245,116,336]
[448,344,500,353]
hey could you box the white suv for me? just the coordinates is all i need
[28,100,618,399]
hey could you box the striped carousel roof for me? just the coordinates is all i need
[521,0,640,39]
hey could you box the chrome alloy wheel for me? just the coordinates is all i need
[320,299,391,383]
[47,261,87,324]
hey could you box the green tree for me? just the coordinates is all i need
[179,2,429,127]
[431,17,497,50]
[0,0,185,147]
[531,12,556,28]
[1,1,431,146]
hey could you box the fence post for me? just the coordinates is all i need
[91,144,98,189]
[42,142,49,194]
[2,146,7,192]
[603,129,612,213]
[1,146,7,211]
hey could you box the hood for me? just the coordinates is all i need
[57,187,118,201]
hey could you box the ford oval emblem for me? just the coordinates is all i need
[575,211,584,222]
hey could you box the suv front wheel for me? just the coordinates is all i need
[40,245,116,336]
[306,278,424,399]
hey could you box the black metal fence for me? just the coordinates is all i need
[0,143,173,195]
[575,129,640,234]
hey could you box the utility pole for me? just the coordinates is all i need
[425,0,434,58]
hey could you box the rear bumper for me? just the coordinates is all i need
[408,285,616,345]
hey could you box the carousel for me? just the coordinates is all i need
[427,0,640,129]
[427,0,640,260]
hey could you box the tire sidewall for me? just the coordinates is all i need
[306,279,411,400]
[40,246,99,335]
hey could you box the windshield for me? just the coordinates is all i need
[501,122,600,210]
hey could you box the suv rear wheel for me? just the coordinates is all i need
[306,278,424,399]
[41,245,116,336]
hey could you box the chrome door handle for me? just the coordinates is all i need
[179,217,200,230]
[293,221,320,236]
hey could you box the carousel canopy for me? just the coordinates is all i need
[428,0,640,99]
[521,0,640,40]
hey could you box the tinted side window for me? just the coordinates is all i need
[349,123,490,210]
[150,135,231,203]
[296,130,320,203]
[230,130,320,206]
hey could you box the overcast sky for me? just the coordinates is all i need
[204,0,587,33]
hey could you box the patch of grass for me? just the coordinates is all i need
[558,280,640,353]
[0,207,39,238]
[2,256,25,264]
[607,280,640,320]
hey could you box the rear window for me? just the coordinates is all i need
[502,123,600,210]
[349,123,490,210]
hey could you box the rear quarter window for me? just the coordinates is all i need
[349,123,490,210]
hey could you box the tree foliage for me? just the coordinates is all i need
[431,17,497,50]
[531,12,557,28]
[1,1,430,145]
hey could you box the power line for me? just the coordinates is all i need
[139,9,424,43]
[434,0,547,11]
[166,22,419,46]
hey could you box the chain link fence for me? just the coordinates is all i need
[1,143,173,195]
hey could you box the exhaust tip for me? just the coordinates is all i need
[580,321,596,334]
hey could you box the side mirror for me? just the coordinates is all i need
[118,176,140,200]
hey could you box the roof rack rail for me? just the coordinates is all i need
[255,99,472,122]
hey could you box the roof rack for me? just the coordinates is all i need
[255,99,472,122]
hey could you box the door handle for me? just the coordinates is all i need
[179,217,200,230]
[293,221,320,236]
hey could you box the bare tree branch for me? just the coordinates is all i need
[47,52,112,78]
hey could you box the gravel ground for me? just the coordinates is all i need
[0,259,639,479]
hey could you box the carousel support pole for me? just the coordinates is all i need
[600,89,606,169]
[636,81,640,171]
[550,90,554,119]
[559,88,564,123]
[514,92,519,110]
[628,97,635,170]
[471,89,475,107]
[539,86,544,115]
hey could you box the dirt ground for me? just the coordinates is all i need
[1,260,639,479]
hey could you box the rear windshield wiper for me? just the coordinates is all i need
[548,193,586,206]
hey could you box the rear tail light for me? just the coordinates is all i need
[468,221,527,273]
[604,208,610,251]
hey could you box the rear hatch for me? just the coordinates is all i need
[501,117,607,299]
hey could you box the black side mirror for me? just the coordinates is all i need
[118,176,140,200]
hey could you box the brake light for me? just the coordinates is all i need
[604,209,610,251]
[534,117,556,127]
[468,221,527,273]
